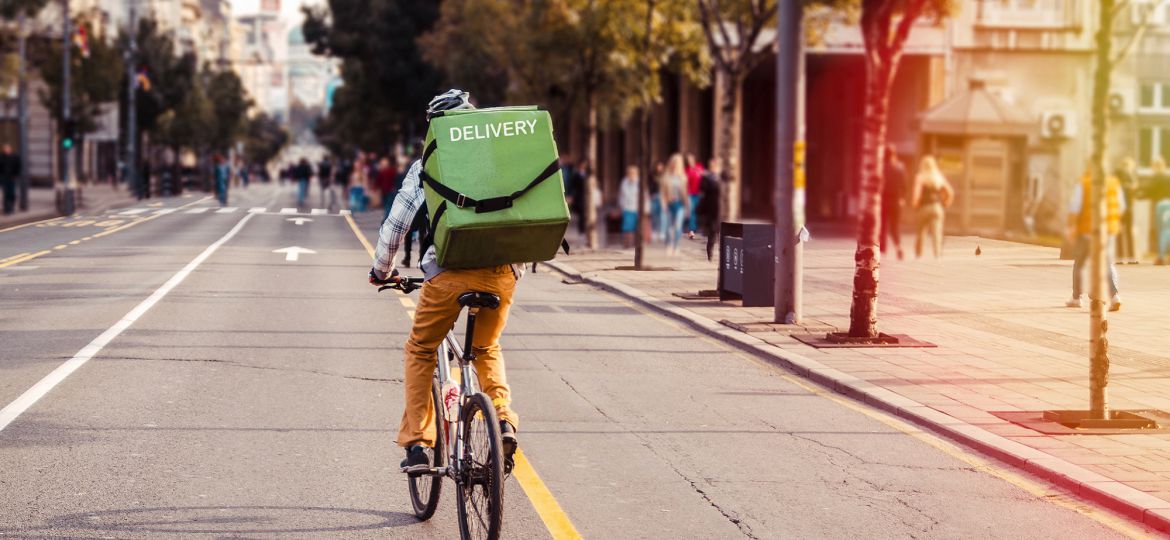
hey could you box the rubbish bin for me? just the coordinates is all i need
[718,222,774,307]
[1158,200,1170,263]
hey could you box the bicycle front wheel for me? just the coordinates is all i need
[407,376,445,520]
[456,392,504,540]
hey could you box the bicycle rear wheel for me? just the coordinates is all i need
[407,376,445,520]
[456,392,504,540]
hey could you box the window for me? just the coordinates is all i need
[1138,126,1170,168]
[1138,82,1170,113]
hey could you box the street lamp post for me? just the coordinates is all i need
[17,12,29,211]
[774,0,804,324]
[61,0,76,214]
[126,1,138,198]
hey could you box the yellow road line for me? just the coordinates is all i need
[345,213,583,539]
[0,197,212,269]
[513,451,584,539]
[0,250,51,269]
[0,252,29,263]
[0,216,65,234]
[53,245,67,250]
[343,212,377,257]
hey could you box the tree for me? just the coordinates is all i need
[35,19,123,178]
[1083,0,1164,419]
[243,112,289,166]
[117,17,196,166]
[845,0,955,339]
[302,0,441,150]
[205,68,250,153]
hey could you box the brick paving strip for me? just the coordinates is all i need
[543,233,1170,532]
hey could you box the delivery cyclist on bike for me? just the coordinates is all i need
[369,89,521,474]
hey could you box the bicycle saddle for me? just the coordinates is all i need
[458,291,500,309]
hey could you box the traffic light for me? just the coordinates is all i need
[61,119,76,150]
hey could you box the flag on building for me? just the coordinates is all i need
[74,26,90,59]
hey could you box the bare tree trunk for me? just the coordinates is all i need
[1088,0,1115,420]
[585,93,600,249]
[848,47,893,338]
[715,70,744,223]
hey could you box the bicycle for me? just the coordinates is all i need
[378,276,507,540]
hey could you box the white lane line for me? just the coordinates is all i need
[186,207,211,214]
[0,213,257,433]
[310,208,327,215]
[280,208,297,214]
[118,209,148,215]
[153,208,178,215]
[248,207,267,214]
[216,207,238,214]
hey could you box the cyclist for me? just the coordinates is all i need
[369,89,521,475]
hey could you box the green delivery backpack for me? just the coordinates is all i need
[420,106,570,269]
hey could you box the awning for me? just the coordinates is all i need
[920,80,1032,137]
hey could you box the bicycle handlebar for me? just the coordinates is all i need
[377,277,426,294]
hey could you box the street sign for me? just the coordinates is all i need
[273,246,316,262]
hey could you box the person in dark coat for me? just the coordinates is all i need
[1,145,18,214]
[699,157,724,260]
[881,145,907,260]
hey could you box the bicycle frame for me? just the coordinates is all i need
[434,305,486,483]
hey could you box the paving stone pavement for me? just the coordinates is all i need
[551,230,1170,516]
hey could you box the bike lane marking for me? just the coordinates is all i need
[0,216,65,234]
[343,211,583,540]
[0,196,212,270]
[0,212,256,432]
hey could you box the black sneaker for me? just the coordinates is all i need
[400,257,412,268]
[400,445,430,473]
[500,421,518,475]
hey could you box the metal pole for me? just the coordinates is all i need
[17,12,28,211]
[774,0,802,323]
[126,1,138,198]
[62,0,75,214]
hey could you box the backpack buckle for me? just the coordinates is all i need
[456,194,468,208]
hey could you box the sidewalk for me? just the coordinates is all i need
[545,231,1170,531]
[0,183,137,229]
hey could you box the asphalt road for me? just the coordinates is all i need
[0,182,1156,539]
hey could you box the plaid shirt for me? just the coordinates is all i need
[372,160,525,281]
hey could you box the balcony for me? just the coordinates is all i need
[976,0,1083,30]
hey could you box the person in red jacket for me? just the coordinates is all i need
[376,156,398,222]
[684,153,705,238]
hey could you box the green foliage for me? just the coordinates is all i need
[243,113,289,165]
[0,0,49,19]
[35,20,123,137]
[302,0,441,149]
[423,0,709,129]
[117,18,197,136]
[205,68,251,151]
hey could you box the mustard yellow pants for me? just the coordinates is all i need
[397,265,519,448]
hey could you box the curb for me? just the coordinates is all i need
[542,259,1170,533]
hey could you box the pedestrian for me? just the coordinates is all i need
[698,157,724,261]
[619,165,639,249]
[684,153,705,239]
[650,161,665,243]
[660,154,690,256]
[238,160,250,188]
[1066,164,1125,311]
[1116,157,1139,264]
[377,156,398,222]
[318,157,335,210]
[1148,157,1170,263]
[881,145,907,260]
[213,153,230,206]
[571,160,589,236]
[349,153,368,212]
[1023,170,1044,237]
[911,155,954,259]
[1,144,16,215]
[294,157,312,207]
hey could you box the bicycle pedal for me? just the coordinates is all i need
[403,465,440,477]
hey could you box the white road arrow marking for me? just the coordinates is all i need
[287,217,313,226]
[273,246,316,262]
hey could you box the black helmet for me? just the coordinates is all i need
[426,89,474,121]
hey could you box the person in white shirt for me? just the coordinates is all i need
[619,165,639,248]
